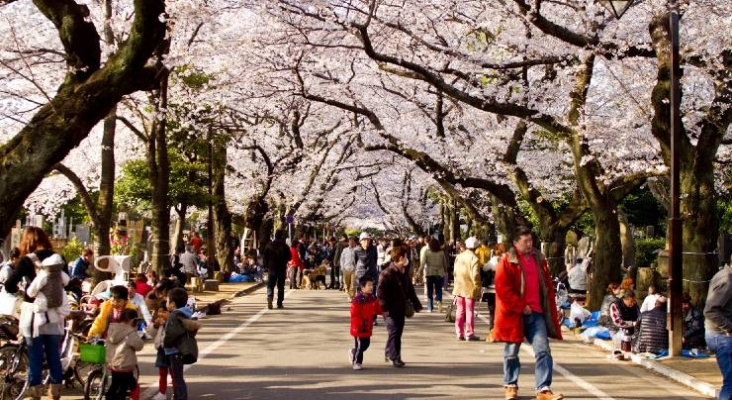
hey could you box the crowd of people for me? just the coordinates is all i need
[0,227,202,400]
[0,224,729,400]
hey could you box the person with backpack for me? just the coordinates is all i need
[164,288,202,400]
[4,227,70,400]
[105,308,145,400]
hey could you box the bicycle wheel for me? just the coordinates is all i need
[73,360,95,389]
[0,344,28,400]
[83,367,105,400]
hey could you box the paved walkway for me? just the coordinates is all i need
[50,281,723,399]
[188,282,723,398]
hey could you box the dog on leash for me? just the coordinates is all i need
[303,264,327,289]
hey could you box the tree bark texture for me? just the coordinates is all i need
[212,140,234,273]
[148,71,171,274]
[0,0,167,240]
[649,14,731,305]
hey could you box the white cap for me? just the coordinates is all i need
[41,253,65,267]
[464,237,479,250]
[359,232,371,241]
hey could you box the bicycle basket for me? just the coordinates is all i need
[79,343,106,364]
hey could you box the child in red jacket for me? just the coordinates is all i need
[349,275,382,370]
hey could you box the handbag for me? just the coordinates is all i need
[178,332,198,364]
[405,301,415,319]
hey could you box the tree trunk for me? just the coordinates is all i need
[538,224,568,277]
[148,72,171,274]
[587,206,624,309]
[490,195,519,244]
[172,205,188,250]
[648,15,730,306]
[213,140,234,273]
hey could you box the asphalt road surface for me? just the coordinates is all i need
[61,285,711,399]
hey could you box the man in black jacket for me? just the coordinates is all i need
[263,230,291,309]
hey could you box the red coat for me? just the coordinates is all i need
[492,247,562,343]
[289,248,304,270]
[350,292,382,338]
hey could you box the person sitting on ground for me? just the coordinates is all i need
[88,285,139,339]
[639,284,662,313]
[567,243,592,294]
[633,296,668,354]
[610,290,640,351]
[127,280,153,327]
[598,282,621,328]
[681,293,706,350]
[71,247,93,281]
[135,273,154,298]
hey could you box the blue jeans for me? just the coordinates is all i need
[27,334,63,386]
[267,269,286,306]
[426,275,443,309]
[503,312,553,392]
[706,332,732,400]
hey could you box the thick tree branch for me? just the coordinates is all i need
[33,0,101,79]
[52,163,101,229]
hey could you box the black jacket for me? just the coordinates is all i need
[263,239,291,273]
[5,249,56,303]
[377,263,423,318]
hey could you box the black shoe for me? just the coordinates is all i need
[392,359,405,368]
[277,304,284,309]
[466,335,480,341]
[457,335,464,341]
[267,299,273,310]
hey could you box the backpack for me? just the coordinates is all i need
[26,253,65,309]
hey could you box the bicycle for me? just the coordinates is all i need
[0,318,86,400]
[82,354,139,400]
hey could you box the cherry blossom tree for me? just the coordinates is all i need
[0,0,167,241]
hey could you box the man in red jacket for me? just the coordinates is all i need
[493,226,563,400]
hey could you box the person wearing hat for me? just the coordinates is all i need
[355,232,378,293]
[493,226,564,400]
[4,227,69,400]
[452,237,482,341]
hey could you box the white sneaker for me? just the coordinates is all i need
[352,363,363,370]
[152,393,167,400]
[348,348,355,365]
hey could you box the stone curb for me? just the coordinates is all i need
[588,336,719,398]
[198,282,266,314]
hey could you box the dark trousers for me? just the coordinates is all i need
[267,269,286,306]
[384,314,405,361]
[105,371,137,400]
[426,275,443,306]
[329,266,340,288]
[169,353,187,400]
[354,337,370,364]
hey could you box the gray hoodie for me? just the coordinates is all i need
[703,265,732,335]
[106,323,144,372]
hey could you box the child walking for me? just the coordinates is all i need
[105,308,145,400]
[146,301,171,400]
[349,275,382,370]
[164,288,201,400]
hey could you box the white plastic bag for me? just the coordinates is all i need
[569,302,591,324]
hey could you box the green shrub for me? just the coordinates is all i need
[61,237,84,265]
[634,238,666,268]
